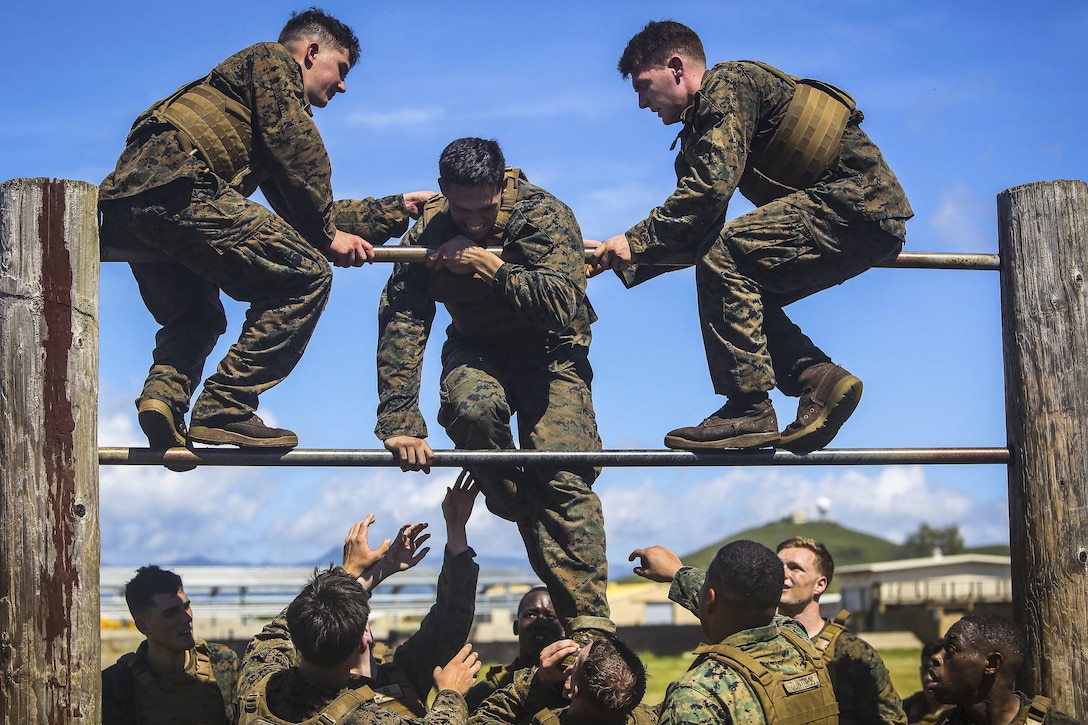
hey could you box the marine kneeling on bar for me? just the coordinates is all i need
[591,20,913,453]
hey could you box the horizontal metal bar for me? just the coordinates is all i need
[99,245,1000,271]
[98,446,1011,468]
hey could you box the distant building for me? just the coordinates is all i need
[835,553,1012,640]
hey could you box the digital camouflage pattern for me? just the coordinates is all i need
[671,567,905,725]
[236,594,468,725]
[658,621,825,725]
[619,60,913,398]
[101,639,240,725]
[375,170,612,636]
[936,695,1084,725]
[465,660,521,712]
[99,41,411,426]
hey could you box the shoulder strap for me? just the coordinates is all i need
[191,641,216,683]
[811,610,851,661]
[239,675,377,725]
[1024,695,1053,725]
[121,651,161,695]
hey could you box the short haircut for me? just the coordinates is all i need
[438,137,506,189]
[517,586,551,616]
[921,638,944,665]
[279,7,361,67]
[777,536,835,585]
[955,613,1026,677]
[707,540,783,616]
[287,568,370,667]
[618,20,706,79]
[577,634,647,718]
[124,565,184,617]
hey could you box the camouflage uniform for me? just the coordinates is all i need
[376,168,612,635]
[663,567,838,725]
[465,660,522,712]
[101,639,239,725]
[99,41,411,427]
[621,61,913,398]
[671,567,904,725]
[468,667,657,725]
[236,575,467,725]
[902,691,948,725]
[371,546,480,716]
[935,695,1083,725]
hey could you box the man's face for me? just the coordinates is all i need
[300,43,351,108]
[778,547,828,613]
[927,621,990,705]
[630,64,690,125]
[440,182,502,241]
[135,588,196,653]
[516,589,563,659]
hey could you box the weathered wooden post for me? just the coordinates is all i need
[999,179,1088,719]
[0,178,100,723]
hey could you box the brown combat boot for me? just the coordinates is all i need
[189,414,299,449]
[778,363,863,454]
[664,396,779,450]
[137,398,197,472]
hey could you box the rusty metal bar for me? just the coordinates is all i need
[100,245,1000,271]
[98,446,1011,469]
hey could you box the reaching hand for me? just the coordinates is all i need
[342,514,391,577]
[629,545,684,582]
[442,470,480,530]
[433,643,482,695]
[382,522,432,574]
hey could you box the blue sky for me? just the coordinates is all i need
[4,2,1086,569]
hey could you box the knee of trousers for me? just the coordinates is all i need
[438,392,512,445]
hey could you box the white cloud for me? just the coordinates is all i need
[346,108,445,128]
[929,182,993,253]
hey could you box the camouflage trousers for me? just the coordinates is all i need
[697,194,903,397]
[99,174,332,425]
[437,333,614,634]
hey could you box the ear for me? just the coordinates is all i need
[304,41,320,66]
[983,651,1003,676]
[512,619,520,636]
[133,614,150,637]
[814,575,829,596]
[437,178,447,195]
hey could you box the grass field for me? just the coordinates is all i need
[635,647,924,706]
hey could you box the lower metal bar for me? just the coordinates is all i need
[98,447,1011,468]
[99,246,1000,271]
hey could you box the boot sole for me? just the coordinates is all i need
[778,376,863,453]
[138,399,186,448]
[137,399,197,471]
[664,430,780,451]
[188,424,298,449]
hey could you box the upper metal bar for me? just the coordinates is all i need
[98,446,1011,468]
[99,246,1001,271]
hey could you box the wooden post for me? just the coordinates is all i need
[0,178,100,723]
[999,179,1088,719]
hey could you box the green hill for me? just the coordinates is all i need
[680,519,903,572]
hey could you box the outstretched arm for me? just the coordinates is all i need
[629,544,685,582]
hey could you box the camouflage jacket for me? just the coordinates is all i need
[935,694,1084,725]
[469,666,657,725]
[373,546,480,716]
[375,168,595,440]
[465,658,524,712]
[99,41,391,250]
[101,638,239,725]
[902,690,949,725]
[623,60,913,284]
[671,567,906,725]
[236,569,468,725]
